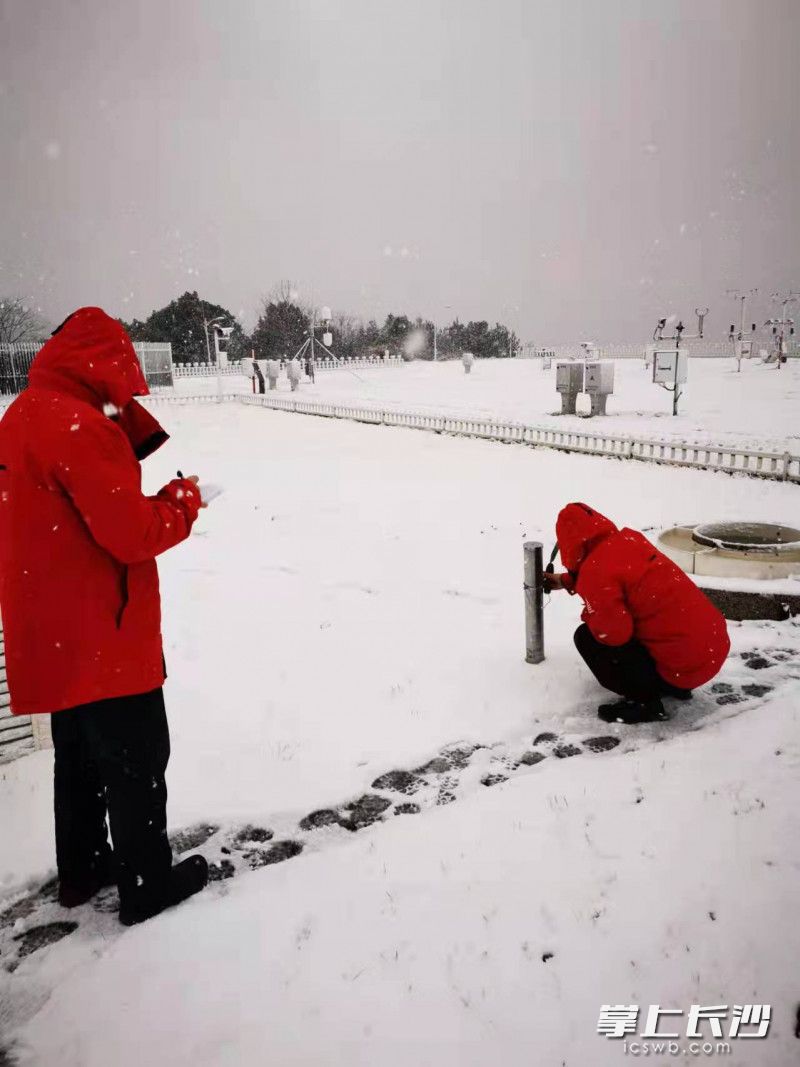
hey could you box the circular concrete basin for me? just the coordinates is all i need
[654,521,800,620]
[657,524,800,579]
[691,522,800,554]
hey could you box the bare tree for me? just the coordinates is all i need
[0,298,50,344]
[260,281,322,328]
[332,311,359,337]
[269,280,302,305]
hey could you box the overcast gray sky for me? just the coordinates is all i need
[1,0,798,342]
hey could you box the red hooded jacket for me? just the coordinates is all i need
[0,308,201,715]
[555,503,730,690]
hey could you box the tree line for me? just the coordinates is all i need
[121,287,519,364]
[0,291,519,363]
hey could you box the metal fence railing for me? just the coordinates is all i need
[0,622,34,761]
[133,342,174,389]
[0,341,173,394]
[0,342,39,395]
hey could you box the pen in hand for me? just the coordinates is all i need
[174,471,208,507]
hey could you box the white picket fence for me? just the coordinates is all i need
[2,388,797,484]
[232,393,800,484]
[142,393,241,405]
[173,363,243,377]
[173,355,404,377]
[313,356,404,372]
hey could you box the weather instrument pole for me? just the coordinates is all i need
[727,289,757,372]
[652,306,707,416]
[523,542,545,664]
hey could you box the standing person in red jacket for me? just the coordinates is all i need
[543,503,730,724]
[0,307,209,925]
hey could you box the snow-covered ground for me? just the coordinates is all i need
[169,355,800,453]
[2,403,799,1065]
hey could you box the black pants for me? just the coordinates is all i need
[50,688,172,907]
[574,624,690,703]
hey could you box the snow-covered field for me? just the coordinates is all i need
[170,355,800,453]
[2,402,799,1065]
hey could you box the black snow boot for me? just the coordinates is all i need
[661,684,693,702]
[598,697,668,724]
[118,855,209,927]
[59,849,117,909]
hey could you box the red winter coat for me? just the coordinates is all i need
[555,502,730,690]
[0,307,202,716]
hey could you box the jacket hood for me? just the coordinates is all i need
[114,400,169,460]
[28,307,149,411]
[556,503,618,574]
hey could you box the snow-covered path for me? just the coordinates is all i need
[1,404,799,1065]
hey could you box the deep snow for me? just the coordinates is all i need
[1,400,799,1065]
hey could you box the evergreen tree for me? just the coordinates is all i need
[251,300,309,360]
[122,291,248,364]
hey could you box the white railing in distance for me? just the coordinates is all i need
[235,393,800,483]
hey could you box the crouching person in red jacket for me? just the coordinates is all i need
[0,308,209,925]
[543,503,730,724]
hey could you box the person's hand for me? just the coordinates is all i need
[184,475,208,508]
[541,571,567,592]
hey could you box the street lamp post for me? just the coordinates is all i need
[213,323,234,400]
[202,319,214,365]
[503,304,520,358]
[200,314,232,401]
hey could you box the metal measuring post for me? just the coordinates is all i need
[523,542,545,664]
